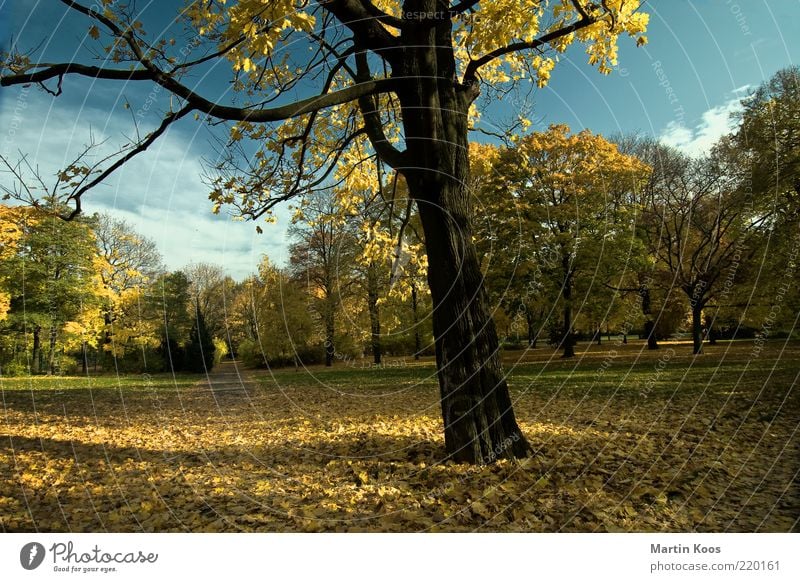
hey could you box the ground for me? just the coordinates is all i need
[1,340,798,532]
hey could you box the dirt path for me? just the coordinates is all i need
[195,359,260,397]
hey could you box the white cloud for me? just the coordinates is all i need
[0,90,289,279]
[659,94,744,157]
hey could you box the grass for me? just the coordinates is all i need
[1,339,798,532]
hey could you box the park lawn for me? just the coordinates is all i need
[1,340,798,532]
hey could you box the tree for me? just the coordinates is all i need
[638,144,768,354]
[0,205,26,323]
[184,305,216,372]
[488,125,650,357]
[94,214,163,369]
[95,214,162,293]
[248,257,316,368]
[726,67,800,325]
[1,0,649,463]
[149,271,193,371]
[289,192,357,367]
[733,66,800,206]
[185,262,234,342]
[1,202,106,374]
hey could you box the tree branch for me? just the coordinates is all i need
[321,0,401,66]
[463,17,596,83]
[355,48,407,169]
[359,0,405,29]
[1,63,154,86]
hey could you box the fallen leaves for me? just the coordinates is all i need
[1,344,798,532]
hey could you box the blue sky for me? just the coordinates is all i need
[1,1,798,279]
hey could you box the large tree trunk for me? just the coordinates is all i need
[385,5,529,463]
[414,186,531,463]
[366,263,381,365]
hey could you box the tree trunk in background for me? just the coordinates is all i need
[691,304,704,355]
[324,300,335,367]
[526,310,537,348]
[640,285,658,350]
[561,269,575,358]
[81,341,88,374]
[367,264,381,364]
[705,314,717,345]
[31,325,41,374]
[644,320,658,350]
[48,326,57,374]
[411,281,421,360]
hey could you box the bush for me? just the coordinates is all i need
[0,358,29,377]
[238,339,267,368]
[213,337,229,365]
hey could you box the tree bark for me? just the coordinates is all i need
[324,300,335,367]
[644,320,658,350]
[48,325,58,374]
[411,281,421,360]
[414,187,531,463]
[561,268,575,358]
[31,325,41,374]
[366,263,382,364]
[691,304,704,355]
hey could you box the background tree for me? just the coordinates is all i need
[489,125,650,357]
[1,202,105,374]
[0,205,26,324]
[183,305,216,372]
[94,214,163,368]
[149,270,193,371]
[186,262,234,343]
[726,67,800,326]
[473,143,546,349]
[1,0,649,463]
[95,214,162,292]
[289,192,357,367]
[639,144,768,354]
